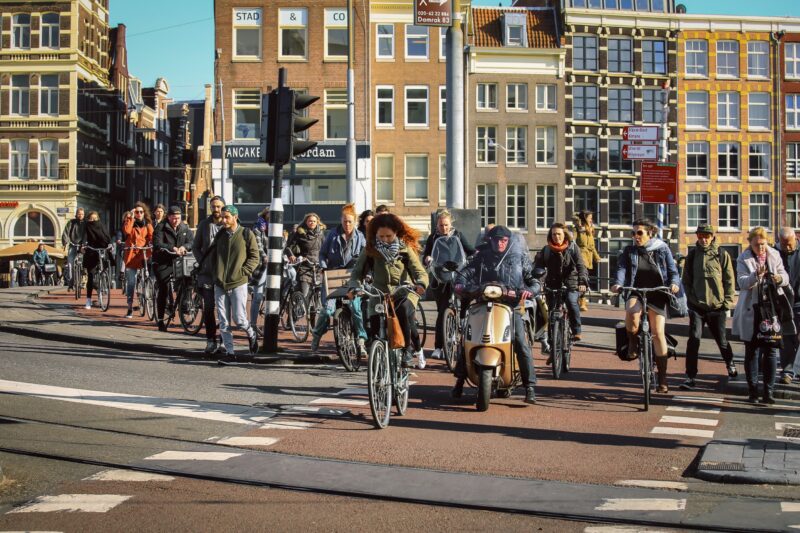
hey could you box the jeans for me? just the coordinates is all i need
[66,246,79,287]
[249,267,268,327]
[215,284,254,354]
[744,341,779,396]
[312,295,367,340]
[200,286,217,341]
[780,310,800,378]
[546,290,582,335]
[125,268,138,305]
[685,308,734,379]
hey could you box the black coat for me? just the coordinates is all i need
[192,215,222,288]
[284,225,324,284]
[82,221,111,272]
[533,242,589,291]
[153,221,194,282]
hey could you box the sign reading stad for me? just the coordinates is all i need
[415,0,451,27]
[640,162,678,204]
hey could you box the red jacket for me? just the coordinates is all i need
[123,218,154,269]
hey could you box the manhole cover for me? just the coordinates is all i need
[699,461,745,471]
[784,428,800,439]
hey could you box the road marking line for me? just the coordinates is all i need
[0,379,273,426]
[782,502,800,512]
[143,451,241,461]
[666,405,721,414]
[777,436,800,443]
[659,416,718,427]
[279,405,351,416]
[650,427,715,439]
[337,388,368,396]
[594,498,686,511]
[309,398,368,407]
[83,470,175,482]
[216,437,280,446]
[776,422,800,431]
[672,395,724,404]
[584,527,674,533]
[7,494,132,513]
[258,420,315,430]
[775,415,800,420]
[614,480,688,491]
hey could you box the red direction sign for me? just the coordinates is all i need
[622,144,658,160]
[623,126,659,142]
[640,162,678,204]
[415,0,451,26]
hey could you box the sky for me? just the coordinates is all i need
[110,0,799,102]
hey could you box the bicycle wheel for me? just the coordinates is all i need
[308,289,322,331]
[144,278,156,321]
[550,318,564,380]
[334,307,358,372]
[640,332,652,411]
[179,288,204,335]
[98,271,111,312]
[163,288,175,328]
[562,324,572,374]
[442,306,459,373]
[367,340,392,429]
[75,263,83,300]
[289,291,309,343]
[393,349,410,416]
[136,277,146,317]
[415,300,427,348]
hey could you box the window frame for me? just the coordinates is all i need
[572,135,599,173]
[41,13,60,49]
[747,41,770,79]
[477,183,497,227]
[404,153,429,202]
[687,192,710,229]
[717,91,740,130]
[748,92,770,130]
[324,8,348,61]
[506,83,528,112]
[716,40,740,78]
[38,139,58,180]
[476,126,497,165]
[439,85,447,128]
[749,193,771,229]
[10,74,30,116]
[608,37,633,73]
[787,43,800,80]
[477,83,498,111]
[39,74,59,116]
[642,89,663,124]
[787,94,800,130]
[573,84,598,121]
[717,142,740,179]
[748,142,770,180]
[232,88,261,140]
[717,192,741,230]
[405,25,429,60]
[376,24,395,59]
[573,35,598,71]
[233,7,263,60]
[507,184,528,230]
[787,193,800,229]
[439,154,447,205]
[535,185,555,230]
[608,138,634,174]
[686,91,709,129]
[642,39,667,74]
[608,86,633,123]
[9,139,30,180]
[506,126,527,165]
[376,85,394,128]
[788,143,800,180]
[608,189,634,226]
[686,141,709,180]
[404,85,429,128]
[11,14,30,49]
[278,8,308,61]
[535,126,556,166]
[535,84,557,112]
[324,89,348,140]
[375,154,394,203]
[685,39,708,77]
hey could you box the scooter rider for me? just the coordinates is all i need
[453,225,539,404]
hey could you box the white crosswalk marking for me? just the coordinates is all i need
[651,427,715,439]
[83,470,174,482]
[309,397,368,406]
[278,405,351,416]
[614,480,688,491]
[144,451,241,461]
[259,420,316,429]
[672,395,724,404]
[666,405,721,414]
[7,494,132,513]
[659,416,718,427]
[216,437,280,446]
[782,502,800,512]
[594,498,686,511]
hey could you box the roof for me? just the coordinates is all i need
[472,7,560,49]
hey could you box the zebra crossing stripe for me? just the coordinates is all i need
[216,437,280,446]
[614,479,688,491]
[83,470,175,482]
[259,420,315,429]
[650,427,715,439]
[659,416,718,427]
[594,498,686,511]
[782,502,800,512]
[7,494,132,513]
[666,405,721,414]
[143,451,241,461]
[672,395,724,404]
[309,397,368,406]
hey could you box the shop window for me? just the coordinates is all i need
[14,211,55,244]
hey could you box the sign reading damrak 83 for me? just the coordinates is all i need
[415,0,451,27]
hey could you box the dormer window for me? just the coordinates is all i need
[502,13,527,48]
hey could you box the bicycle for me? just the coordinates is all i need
[124,246,154,318]
[154,249,203,334]
[618,286,672,411]
[330,287,368,372]
[66,242,83,299]
[544,286,574,380]
[84,245,113,312]
[284,258,323,343]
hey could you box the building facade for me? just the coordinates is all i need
[781,31,800,231]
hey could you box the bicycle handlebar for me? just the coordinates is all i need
[84,245,112,253]
[618,286,672,295]
[124,245,153,251]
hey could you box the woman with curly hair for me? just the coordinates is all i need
[348,213,429,367]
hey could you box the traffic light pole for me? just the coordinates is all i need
[445,0,464,209]
[346,0,356,205]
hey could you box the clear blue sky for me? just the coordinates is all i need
[110,0,798,102]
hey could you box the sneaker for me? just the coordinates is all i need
[679,378,696,391]
[248,334,259,355]
[780,374,793,385]
[125,307,133,319]
[761,394,776,405]
[431,348,443,360]
[356,338,368,358]
[727,363,738,379]
[417,350,427,370]
[310,334,321,353]
[84,299,92,310]
[217,353,236,366]
[541,342,551,355]
[204,340,218,354]
[573,333,582,342]
[451,378,465,399]
[524,386,536,405]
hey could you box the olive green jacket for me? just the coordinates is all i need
[572,220,601,269]
[349,244,429,306]
[682,241,735,312]
[213,225,259,291]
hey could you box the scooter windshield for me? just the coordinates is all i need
[430,235,467,284]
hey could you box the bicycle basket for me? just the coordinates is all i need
[43,263,57,273]
[173,255,198,279]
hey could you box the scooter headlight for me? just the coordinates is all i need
[483,284,503,300]
[502,326,511,342]
[374,303,385,314]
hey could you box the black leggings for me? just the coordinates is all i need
[86,271,95,298]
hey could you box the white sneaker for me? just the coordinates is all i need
[84,299,92,309]
[431,348,443,360]
[416,349,426,369]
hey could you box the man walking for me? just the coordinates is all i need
[214,205,260,364]
[680,224,737,390]
[61,207,85,289]
[779,227,800,384]
[153,206,194,331]
[193,195,225,355]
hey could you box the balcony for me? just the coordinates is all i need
[0,50,76,63]
[0,180,74,193]
[0,117,74,130]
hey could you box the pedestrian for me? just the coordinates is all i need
[82,211,111,309]
[152,204,166,228]
[61,207,85,290]
[357,209,374,235]
[732,227,794,404]
[152,206,194,331]
[122,202,154,318]
[249,205,270,335]
[32,243,49,284]
[193,196,226,354]
[213,205,260,363]
[572,210,601,312]
[284,213,325,299]
[679,224,737,390]
[778,227,800,384]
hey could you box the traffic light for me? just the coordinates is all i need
[260,91,276,166]
[260,88,319,167]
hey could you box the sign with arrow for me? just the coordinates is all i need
[415,0,451,26]
[622,126,659,142]
[622,144,658,161]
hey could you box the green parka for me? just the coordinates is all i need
[682,240,735,312]
[214,225,259,291]
[348,243,429,306]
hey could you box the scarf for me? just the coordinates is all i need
[757,252,767,266]
[548,241,569,254]
[133,218,145,229]
[375,238,400,264]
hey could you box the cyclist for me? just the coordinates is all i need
[534,222,588,345]
[61,207,85,289]
[152,204,166,229]
[32,243,50,285]
[357,209,374,235]
[194,195,226,354]
[284,213,325,300]
[347,213,428,368]
[611,218,681,394]
[153,205,194,332]
[311,203,367,353]
[122,202,154,318]
[81,211,111,309]
[422,210,475,366]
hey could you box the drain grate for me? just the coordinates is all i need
[698,461,745,471]
[784,428,800,439]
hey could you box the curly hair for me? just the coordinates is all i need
[365,213,421,256]
[134,201,152,225]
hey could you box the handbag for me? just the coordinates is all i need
[385,296,406,350]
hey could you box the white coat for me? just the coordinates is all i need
[731,246,790,342]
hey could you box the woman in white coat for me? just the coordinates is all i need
[732,227,791,404]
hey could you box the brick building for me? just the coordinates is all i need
[781,31,800,230]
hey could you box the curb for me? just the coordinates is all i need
[695,439,800,485]
[723,379,800,401]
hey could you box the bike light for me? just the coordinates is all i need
[483,285,503,299]
[374,303,385,314]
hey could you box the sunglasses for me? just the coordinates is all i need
[133,209,144,214]
[631,230,647,237]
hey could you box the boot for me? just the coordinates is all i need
[656,357,669,393]
[747,384,759,403]
[579,297,589,312]
[451,378,465,399]
[762,384,776,405]
[524,386,536,405]
[626,331,639,361]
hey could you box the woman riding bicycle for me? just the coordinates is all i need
[422,210,475,366]
[284,212,325,300]
[348,213,429,368]
[122,202,154,318]
[534,222,588,343]
[81,211,111,310]
[611,218,681,393]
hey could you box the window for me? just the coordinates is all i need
[573,136,599,172]
[608,38,632,73]
[279,8,307,59]
[608,139,634,174]
[405,154,428,202]
[477,83,497,110]
[440,28,447,61]
[608,189,634,225]
[686,91,709,128]
[233,8,262,59]
[405,25,429,59]
[749,143,770,179]
[685,40,708,76]
[507,83,527,111]
[573,36,598,71]
[233,89,260,139]
[748,92,770,129]
[13,211,55,245]
[439,86,446,127]
[718,193,740,229]
[325,8,348,59]
[325,89,348,139]
[41,13,60,49]
[574,188,599,215]
[687,192,709,228]
[10,75,30,116]
[476,126,497,164]
[686,142,709,178]
[12,14,30,49]
[788,43,800,79]
[787,95,800,130]
[504,13,527,47]
[376,86,394,127]
[642,40,667,74]
[750,193,771,229]
[39,139,58,179]
[535,185,555,230]
[788,194,800,228]
[376,155,394,202]
[39,74,59,115]
[536,84,556,111]
[506,24,524,47]
[608,87,633,122]
[747,41,769,78]
[506,127,527,165]
[439,154,446,204]
[718,142,740,179]
[535,126,556,166]
[717,92,740,129]
[377,24,394,58]
[477,184,497,227]
[405,86,428,127]
[10,140,29,179]
[788,144,800,179]
[507,184,528,229]
[642,89,663,123]
[716,41,739,78]
[573,85,598,121]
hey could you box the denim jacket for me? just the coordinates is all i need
[614,238,681,291]
[319,227,366,270]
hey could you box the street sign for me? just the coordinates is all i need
[641,162,678,204]
[415,0,451,26]
[622,126,659,142]
[622,144,658,160]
